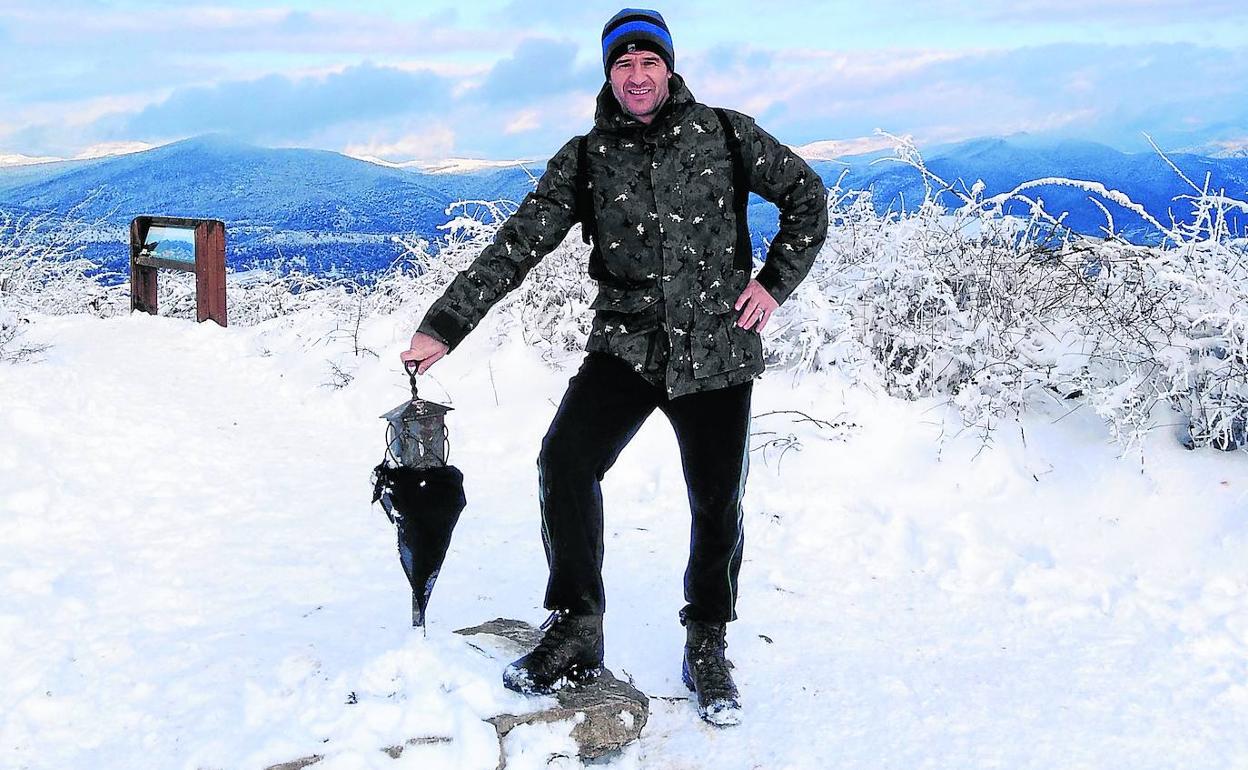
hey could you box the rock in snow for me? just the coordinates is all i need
[460,619,649,764]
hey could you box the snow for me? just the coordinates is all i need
[0,142,156,167]
[0,154,64,168]
[348,155,536,175]
[71,142,157,160]
[2,309,1247,769]
[793,137,897,162]
[1206,138,1248,159]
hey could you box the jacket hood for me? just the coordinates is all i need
[593,72,696,134]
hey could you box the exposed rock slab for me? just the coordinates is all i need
[457,618,649,764]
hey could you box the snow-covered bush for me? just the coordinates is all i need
[765,153,1096,437]
[0,207,124,318]
[1068,203,1248,451]
[398,200,593,363]
[0,206,127,361]
[763,134,1248,451]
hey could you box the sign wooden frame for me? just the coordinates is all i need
[129,215,227,327]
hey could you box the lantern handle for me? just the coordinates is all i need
[404,359,421,400]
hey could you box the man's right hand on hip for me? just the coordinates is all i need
[400,332,449,375]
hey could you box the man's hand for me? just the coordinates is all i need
[400,332,449,375]
[734,279,778,332]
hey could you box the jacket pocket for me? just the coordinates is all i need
[590,282,662,332]
[690,269,751,378]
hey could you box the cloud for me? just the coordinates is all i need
[112,63,453,143]
[2,39,603,160]
[470,38,597,104]
[684,46,969,128]
[500,0,724,30]
[440,88,598,159]
[504,110,542,135]
[500,0,638,27]
[3,4,1247,165]
[1209,137,1248,156]
[1,5,497,56]
[683,41,1248,152]
[851,0,1248,27]
[1,92,172,155]
[702,44,777,74]
[343,127,458,162]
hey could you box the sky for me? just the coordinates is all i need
[2,0,1247,162]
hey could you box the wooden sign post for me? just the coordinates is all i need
[129,215,227,327]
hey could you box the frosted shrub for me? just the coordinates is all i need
[1070,207,1248,450]
[757,134,1247,451]
[771,161,1093,435]
[0,207,126,361]
[762,178,867,380]
[223,198,592,361]
[0,208,124,318]
[226,262,345,325]
[1166,240,1248,450]
[849,134,1248,450]
[0,305,46,363]
[502,232,593,362]
[389,200,595,363]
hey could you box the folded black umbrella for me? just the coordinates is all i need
[371,462,466,628]
[370,366,465,629]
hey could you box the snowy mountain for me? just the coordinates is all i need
[802,137,1248,242]
[351,154,537,175]
[0,153,62,167]
[0,142,155,170]
[0,135,540,275]
[793,136,896,161]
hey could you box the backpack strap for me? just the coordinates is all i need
[574,135,596,245]
[713,108,754,271]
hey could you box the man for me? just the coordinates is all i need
[399,8,827,726]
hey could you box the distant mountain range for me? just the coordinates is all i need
[0,135,538,276]
[813,136,1248,243]
[1,133,1245,278]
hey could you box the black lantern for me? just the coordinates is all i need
[380,368,453,469]
[371,366,466,629]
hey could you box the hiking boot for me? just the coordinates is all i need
[681,619,742,726]
[503,610,604,695]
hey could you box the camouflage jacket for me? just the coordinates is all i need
[418,74,828,398]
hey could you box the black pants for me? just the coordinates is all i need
[537,352,752,623]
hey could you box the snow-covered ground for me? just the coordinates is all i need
[2,310,1246,770]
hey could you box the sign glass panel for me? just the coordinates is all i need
[145,225,196,264]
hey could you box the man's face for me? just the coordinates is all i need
[609,50,670,125]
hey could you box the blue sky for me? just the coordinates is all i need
[2,1,1246,161]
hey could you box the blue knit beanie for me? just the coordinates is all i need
[601,8,675,76]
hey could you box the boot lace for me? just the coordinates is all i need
[531,610,579,667]
[689,633,735,696]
